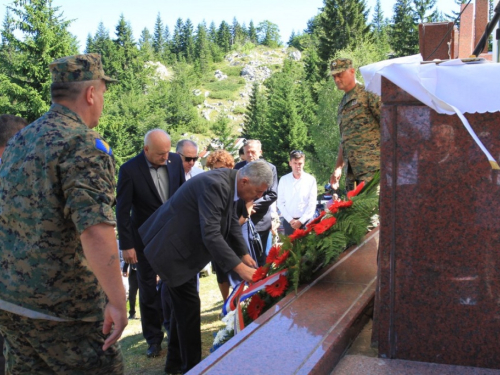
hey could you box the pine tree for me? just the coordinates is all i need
[211,112,237,150]
[0,0,78,121]
[242,82,268,140]
[195,22,211,74]
[303,41,322,93]
[113,15,139,78]
[162,25,172,62]
[389,0,419,57]
[446,0,467,28]
[414,0,438,23]
[208,21,218,43]
[87,22,116,76]
[171,18,183,58]
[139,28,154,61]
[231,17,246,45]
[217,21,232,53]
[182,19,195,63]
[153,13,165,59]
[248,20,258,44]
[371,0,391,57]
[262,60,309,176]
[318,0,372,64]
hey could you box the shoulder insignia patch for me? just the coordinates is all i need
[95,138,113,156]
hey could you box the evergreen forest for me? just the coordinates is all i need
[0,0,465,183]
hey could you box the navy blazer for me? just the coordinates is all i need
[116,151,185,252]
[139,169,248,287]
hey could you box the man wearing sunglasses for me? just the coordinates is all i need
[176,139,203,181]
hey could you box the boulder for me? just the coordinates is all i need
[289,50,302,61]
[214,70,228,80]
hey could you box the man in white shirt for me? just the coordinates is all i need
[176,139,203,180]
[277,150,317,235]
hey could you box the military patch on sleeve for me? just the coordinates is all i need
[95,139,113,156]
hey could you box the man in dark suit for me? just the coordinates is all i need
[234,139,278,266]
[139,160,273,374]
[116,129,185,358]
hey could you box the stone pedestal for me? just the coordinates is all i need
[376,77,500,369]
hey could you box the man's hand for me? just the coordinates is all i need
[102,300,128,351]
[122,271,128,278]
[122,248,137,264]
[233,262,256,282]
[241,254,257,269]
[290,219,303,230]
[246,201,255,216]
[330,169,342,190]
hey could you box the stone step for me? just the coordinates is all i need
[188,228,379,375]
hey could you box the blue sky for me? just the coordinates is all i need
[0,0,460,53]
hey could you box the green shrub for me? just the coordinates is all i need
[233,106,247,114]
[208,91,236,100]
[191,94,205,106]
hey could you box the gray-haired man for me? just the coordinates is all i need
[139,160,273,374]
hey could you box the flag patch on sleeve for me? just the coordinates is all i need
[95,139,113,156]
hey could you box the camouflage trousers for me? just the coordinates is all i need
[0,310,123,375]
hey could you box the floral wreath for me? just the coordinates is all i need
[212,172,380,351]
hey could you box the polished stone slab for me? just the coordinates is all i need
[377,78,500,368]
[333,355,500,375]
[189,229,379,375]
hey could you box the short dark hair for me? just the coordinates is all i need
[289,150,305,161]
[0,115,28,147]
[238,146,245,156]
[50,80,96,102]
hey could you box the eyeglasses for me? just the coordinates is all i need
[290,150,304,158]
[179,153,199,162]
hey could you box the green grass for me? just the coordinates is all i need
[120,274,225,375]
[224,66,243,77]
[205,80,241,92]
[208,91,237,100]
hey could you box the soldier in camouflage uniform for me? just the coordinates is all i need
[0,54,126,374]
[329,58,381,191]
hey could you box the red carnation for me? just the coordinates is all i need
[266,245,281,264]
[252,266,269,282]
[247,294,265,320]
[289,228,309,242]
[265,274,289,298]
[328,199,353,213]
[347,181,365,199]
[313,217,337,235]
[307,211,326,228]
[274,250,290,266]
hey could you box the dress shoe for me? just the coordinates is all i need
[146,343,161,358]
[128,313,137,319]
[164,366,182,375]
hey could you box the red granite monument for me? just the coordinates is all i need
[376,74,500,368]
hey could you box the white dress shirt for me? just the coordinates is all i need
[277,171,317,225]
[185,166,204,181]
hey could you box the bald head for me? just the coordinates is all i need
[144,129,171,167]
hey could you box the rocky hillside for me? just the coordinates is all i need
[195,46,302,132]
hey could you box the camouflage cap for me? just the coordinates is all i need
[330,58,353,75]
[49,53,118,83]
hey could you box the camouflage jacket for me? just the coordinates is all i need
[0,104,116,321]
[338,83,381,182]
